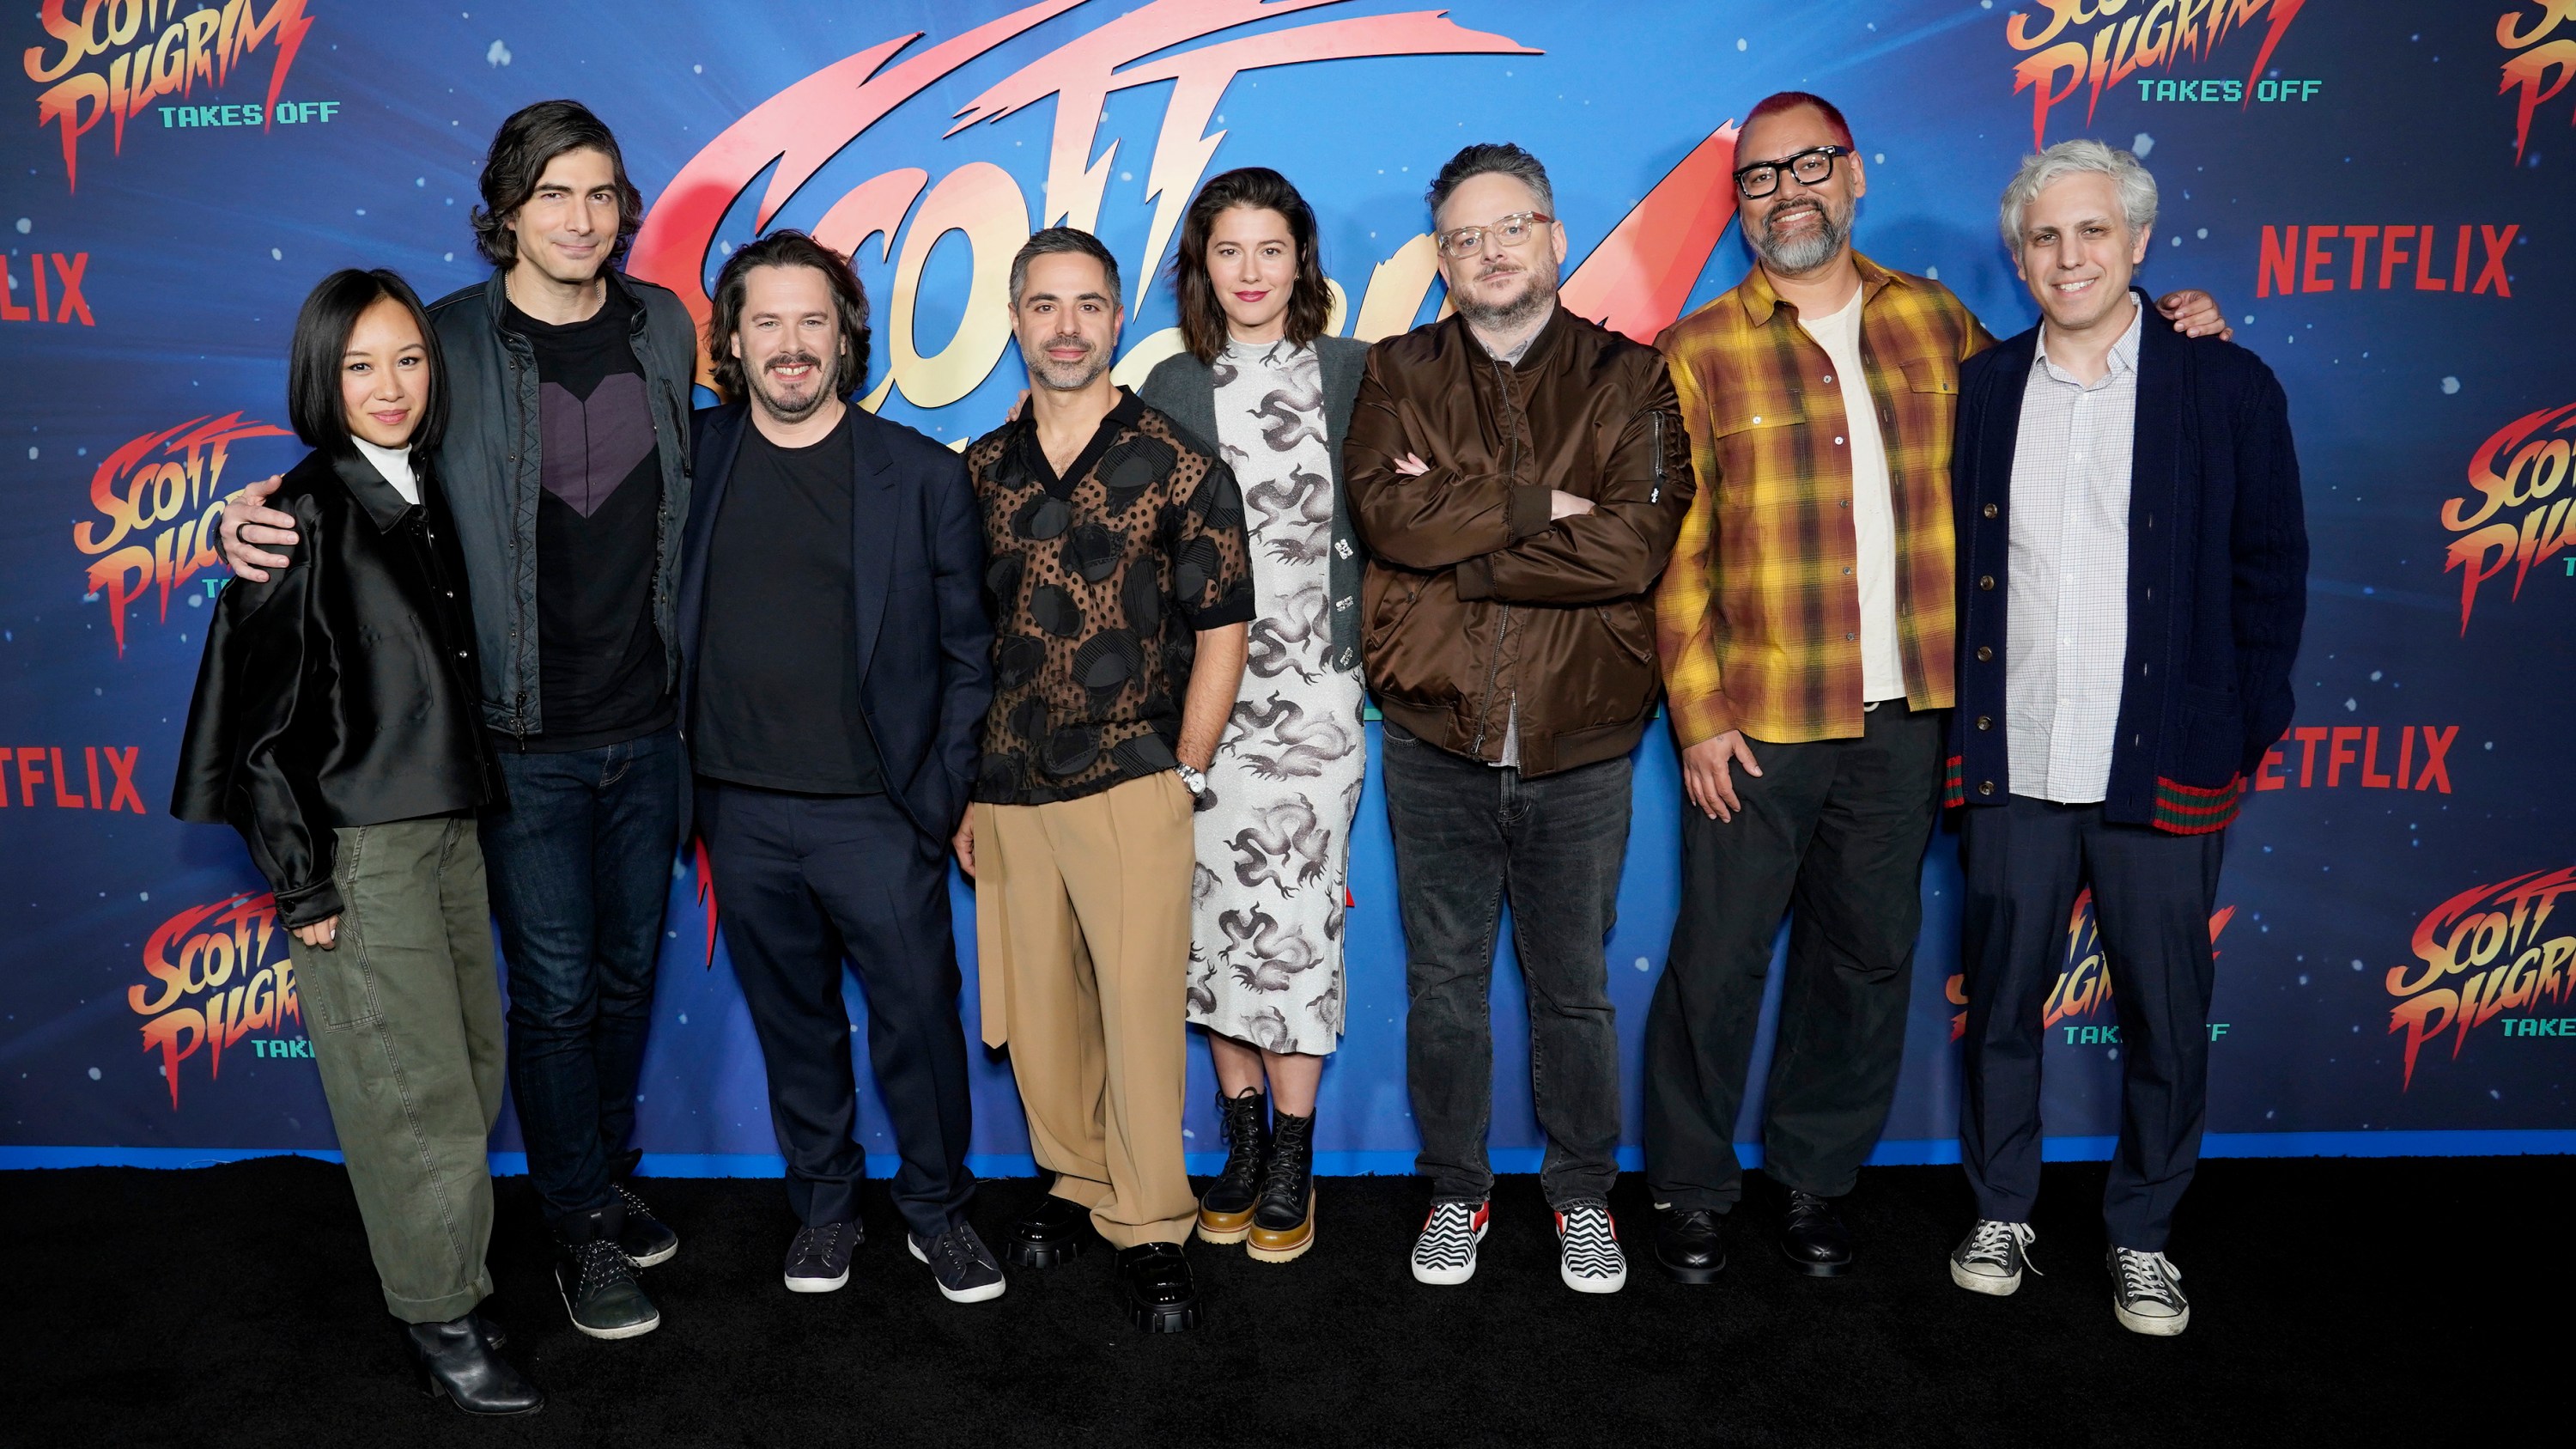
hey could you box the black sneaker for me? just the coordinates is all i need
[1113,1242,1200,1332]
[908,1222,1007,1304]
[1951,1220,2038,1296]
[784,1221,859,1294]
[614,1182,678,1268]
[555,1226,660,1340]
[2108,1246,2190,1336]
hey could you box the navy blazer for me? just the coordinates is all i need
[677,402,993,848]
[1945,293,2308,834]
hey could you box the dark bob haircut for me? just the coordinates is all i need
[470,99,644,269]
[704,229,872,404]
[1170,167,1331,364]
[287,269,447,455]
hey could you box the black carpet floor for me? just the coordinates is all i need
[8,1155,2555,1447]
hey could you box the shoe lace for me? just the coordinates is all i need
[1962,1221,2040,1275]
[616,1184,655,1221]
[1218,1093,1267,1192]
[1256,1117,1310,1208]
[2114,1249,2180,1302]
[571,1237,636,1294]
[793,1222,844,1269]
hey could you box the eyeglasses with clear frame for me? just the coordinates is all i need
[1434,210,1555,259]
[1732,145,1851,199]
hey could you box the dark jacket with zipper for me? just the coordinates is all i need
[173,450,501,926]
[677,402,993,850]
[1139,334,1368,674]
[1944,295,2308,834]
[426,268,697,740]
[1342,305,1693,776]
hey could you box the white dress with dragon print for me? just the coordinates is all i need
[1187,338,1367,1056]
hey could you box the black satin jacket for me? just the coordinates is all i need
[173,449,501,926]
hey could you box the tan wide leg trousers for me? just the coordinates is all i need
[975,770,1197,1248]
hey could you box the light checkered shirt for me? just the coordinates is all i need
[2005,301,2142,804]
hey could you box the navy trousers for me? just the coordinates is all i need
[695,782,975,1242]
[1957,795,2224,1252]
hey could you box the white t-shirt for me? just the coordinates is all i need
[1797,292,1906,703]
[352,437,421,506]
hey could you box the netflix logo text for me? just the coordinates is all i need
[0,746,148,813]
[2255,725,2458,795]
[1,251,93,325]
[2255,225,2518,299]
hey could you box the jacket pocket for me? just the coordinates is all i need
[301,828,381,1032]
[1596,599,1656,667]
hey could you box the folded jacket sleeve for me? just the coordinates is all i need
[1454,356,1695,606]
[1343,344,1552,571]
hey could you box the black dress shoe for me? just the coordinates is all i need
[1781,1190,1854,1277]
[1113,1242,1201,1333]
[404,1313,544,1416]
[1007,1190,1096,1269]
[1652,1206,1727,1284]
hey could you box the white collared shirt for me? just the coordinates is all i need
[353,436,421,507]
[2005,301,2142,804]
[1797,290,1906,702]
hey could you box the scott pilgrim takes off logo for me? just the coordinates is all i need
[22,0,314,190]
[2443,401,2575,633]
[2005,0,2311,148]
[70,413,291,655]
[2388,869,2576,1088]
[128,892,301,1108]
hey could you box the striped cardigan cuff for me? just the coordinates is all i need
[2152,775,2245,835]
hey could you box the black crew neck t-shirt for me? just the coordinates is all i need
[691,407,883,795]
[505,283,671,752]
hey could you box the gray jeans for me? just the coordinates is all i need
[1380,721,1631,1208]
[289,815,506,1324]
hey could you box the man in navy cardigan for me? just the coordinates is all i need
[677,232,1000,1305]
[1941,142,2306,1336]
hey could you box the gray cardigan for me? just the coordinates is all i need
[1139,333,1368,674]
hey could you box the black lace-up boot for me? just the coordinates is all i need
[1247,1107,1315,1263]
[1195,1088,1269,1245]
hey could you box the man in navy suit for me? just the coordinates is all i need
[1942,142,2306,1336]
[677,231,1001,1303]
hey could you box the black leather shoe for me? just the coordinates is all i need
[1007,1189,1096,1269]
[404,1313,543,1416]
[1113,1242,1201,1332]
[556,1206,662,1338]
[610,1152,680,1268]
[1195,1088,1268,1245]
[1652,1206,1727,1284]
[1781,1190,1854,1277]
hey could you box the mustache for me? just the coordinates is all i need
[764,350,823,374]
[1041,334,1091,354]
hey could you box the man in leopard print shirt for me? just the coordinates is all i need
[952,228,1250,1333]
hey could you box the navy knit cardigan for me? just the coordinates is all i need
[1944,293,2309,833]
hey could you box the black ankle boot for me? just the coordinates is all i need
[1195,1088,1268,1245]
[404,1313,543,1416]
[1247,1108,1315,1263]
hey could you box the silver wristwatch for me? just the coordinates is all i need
[1176,763,1209,796]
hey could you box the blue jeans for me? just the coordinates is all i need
[481,726,682,1227]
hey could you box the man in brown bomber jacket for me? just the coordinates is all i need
[1345,143,1692,1295]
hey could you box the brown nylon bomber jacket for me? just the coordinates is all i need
[1345,306,1694,776]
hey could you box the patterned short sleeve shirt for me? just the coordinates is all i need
[967,388,1255,806]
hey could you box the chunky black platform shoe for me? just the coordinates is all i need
[1006,1185,1097,1269]
[1113,1242,1201,1332]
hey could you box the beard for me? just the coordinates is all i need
[1452,258,1560,333]
[749,350,832,423]
[1024,332,1110,392]
[1749,197,1851,276]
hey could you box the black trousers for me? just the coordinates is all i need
[1379,722,1631,1209]
[695,782,975,1241]
[1958,795,2223,1252]
[1643,703,1942,1211]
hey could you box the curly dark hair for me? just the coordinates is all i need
[1170,167,1331,364]
[469,100,644,269]
[704,230,872,403]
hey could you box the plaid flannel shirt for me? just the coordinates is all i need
[1653,253,1996,746]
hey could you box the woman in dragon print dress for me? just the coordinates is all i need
[1140,167,1369,1265]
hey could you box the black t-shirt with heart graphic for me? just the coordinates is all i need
[506,284,671,752]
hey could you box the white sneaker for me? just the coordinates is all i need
[1410,1200,1489,1286]
[2108,1246,2190,1336]
[1554,1202,1626,1294]
[1950,1220,2038,1296]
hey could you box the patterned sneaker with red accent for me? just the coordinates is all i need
[1554,1201,1627,1294]
[1409,1200,1490,1286]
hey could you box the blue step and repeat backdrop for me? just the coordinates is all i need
[3,1,2571,1176]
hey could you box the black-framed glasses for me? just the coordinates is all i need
[1733,145,1850,199]
[1434,210,1555,259]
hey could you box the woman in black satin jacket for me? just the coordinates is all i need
[172,270,538,1417]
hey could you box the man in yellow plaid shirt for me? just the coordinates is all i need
[1640,92,2230,1286]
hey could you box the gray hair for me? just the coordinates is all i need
[1998,139,2158,251]
[1009,225,1122,311]
[1426,142,1553,222]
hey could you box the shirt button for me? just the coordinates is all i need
[1978,575,1996,590]
[1978,781,1996,796]
[1977,715,1992,730]
[1977,646,1994,661]
[1845,631,1856,642]
[1838,498,1850,508]
[1834,436,1844,446]
[1983,503,1999,519]
[1752,415,1763,424]
[1822,374,1834,383]
[1843,566,1853,575]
